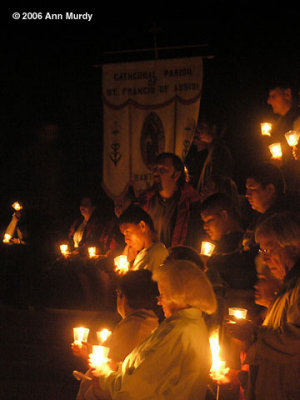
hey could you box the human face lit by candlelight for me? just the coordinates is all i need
[201,210,227,241]
[80,197,96,221]
[257,234,295,281]
[157,281,185,319]
[245,178,275,213]
[254,273,281,308]
[152,158,180,192]
[120,222,145,252]
[267,87,292,116]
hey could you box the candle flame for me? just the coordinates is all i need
[73,327,89,346]
[97,328,112,344]
[12,202,23,211]
[269,143,282,159]
[114,255,129,274]
[60,244,69,256]
[261,122,272,136]
[209,330,230,383]
[285,130,300,147]
[3,233,12,243]
[88,247,97,258]
[201,241,215,257]
[89,345,109,369]
[228,307,248,320]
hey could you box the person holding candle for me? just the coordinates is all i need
[74,269,159,399]
[266,81,300,190]
[86,259,217,400]
[200,193,257,294]
[118,204,169,272]
[3,201,28,244]
[228,211,300,400]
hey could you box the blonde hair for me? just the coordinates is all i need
[152,260,217,314]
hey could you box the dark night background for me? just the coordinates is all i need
[1,7,300,399]
[1,7,300,223]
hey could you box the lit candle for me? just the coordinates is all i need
[209,329,230,384]
[260,122,272,136]
[89,345,109,369]
[73,327,89,347]
[269,143,282,159]
[200,241,215,257]
[285,130,300,147]
[3,233,12,243]
[12,202,23,211]
[228,307,248,320]
[60,244,69,256]
[88,247,97,258]
[97,328,112,344]
[114,255,129,274]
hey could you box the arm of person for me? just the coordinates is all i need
[247,282,300,363]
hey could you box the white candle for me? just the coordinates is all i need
[228,307,248,320]
[209,329,229,383]
[89,345,109,369]
[200,241,215,257]
[88,247,97,258]
[12,202,23,211]
[269,143,282,159]
[114,255,129,274]
[285,130,300,147]
[260,122,272,136]
[60,244,69,256]
[3,233,12,243]
[73,327,89,347]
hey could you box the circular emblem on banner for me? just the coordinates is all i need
[140,112,165,168]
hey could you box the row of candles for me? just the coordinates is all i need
[261,123,300,160]
[59,241,216,274]
[73,306,247,382]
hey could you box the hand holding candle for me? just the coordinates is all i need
[89,345,110,374]
[269,143,282,159]
[3,233,12,244]
[285,130,300,147]
[260,122,272,136]
[60,244,70,257]
[228,307,248,321]
[73,327,89,348]
[209,329,230,384]
[88,247,97,258]
[114,255,129,274]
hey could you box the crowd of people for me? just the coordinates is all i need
[2,81,300,399]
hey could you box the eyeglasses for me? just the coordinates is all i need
[258,248,272,255]
[258,244,281,256]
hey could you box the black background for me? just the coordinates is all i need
[1,7,300,211]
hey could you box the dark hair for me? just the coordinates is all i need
[246,162,286,195]
[117,269,159,310]
[202,175,240,207]
[118,204,155,232]
[166,245,205,271]
[268,80,298,99]
[200,192,241,222]
[155,152,187,187]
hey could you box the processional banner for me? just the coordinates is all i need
[102,57,203,199]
